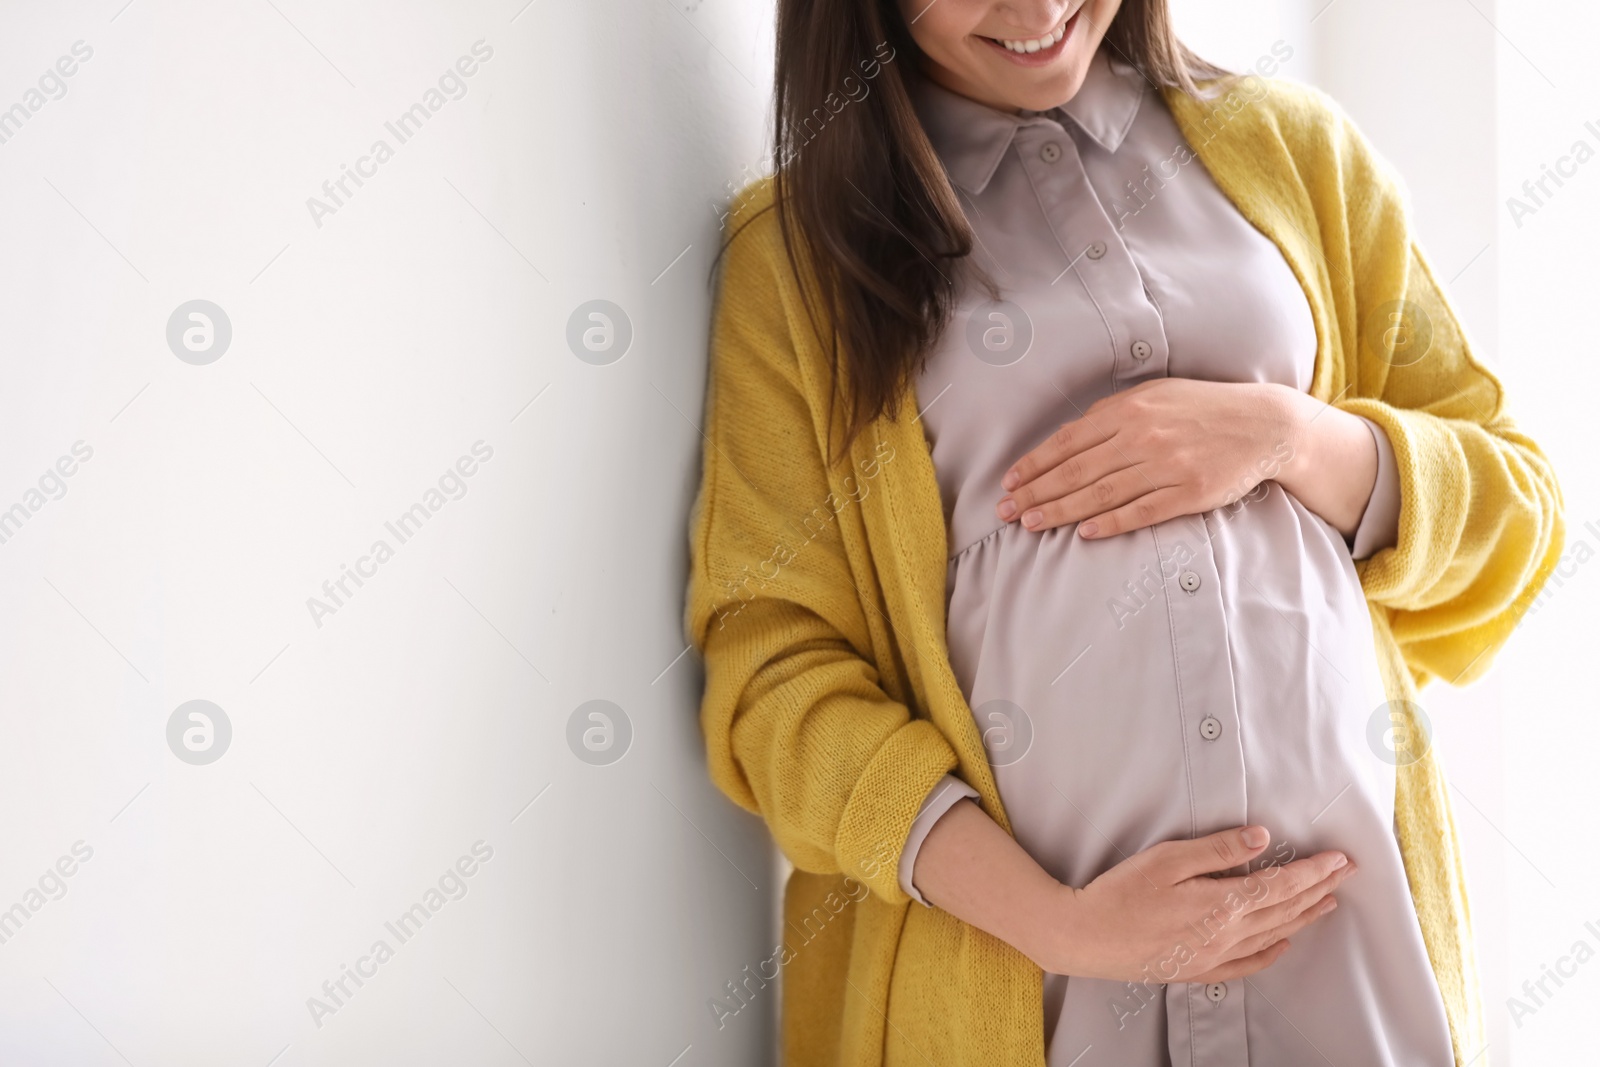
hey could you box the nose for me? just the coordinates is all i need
[995,0,1074,35]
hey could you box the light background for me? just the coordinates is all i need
[0,1,778,1064]
[0,0,1592,1064]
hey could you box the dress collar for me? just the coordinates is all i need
[908,46,1147,195]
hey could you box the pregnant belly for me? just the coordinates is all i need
[944,480,1398,889]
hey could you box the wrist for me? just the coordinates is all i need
[1266,384,1317,494]
[1020,879,1086,975]
[1272,387,1380,534]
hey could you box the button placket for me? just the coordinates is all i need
[1014,122,1169,392]
[1025,137,1249,1066]
[1148,522,1249,1065]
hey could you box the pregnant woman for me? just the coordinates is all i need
[686,1,1564,1065]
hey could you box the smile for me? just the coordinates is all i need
[979,9,1081,64]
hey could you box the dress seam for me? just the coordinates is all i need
[948,520,1013,562]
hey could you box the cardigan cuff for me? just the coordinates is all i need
[898,774,981,906]
[836,718,963,905]
[1348,415,1402,561]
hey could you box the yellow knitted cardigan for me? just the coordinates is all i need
[685,73,1565,1067]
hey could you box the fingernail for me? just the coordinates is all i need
[997,498,1017,520]
[1320,898,1338,915]
[1240,826,1269,848]
[1002,470,1019,490]
[1331,853,1348,869]
[1079,521,1098,538]
[1022,509,1043,528]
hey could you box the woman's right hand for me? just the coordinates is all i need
[1027,825,1357,984]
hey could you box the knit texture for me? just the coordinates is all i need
[685,72,1565,1067]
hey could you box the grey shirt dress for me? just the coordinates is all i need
[895,47,1457,1067]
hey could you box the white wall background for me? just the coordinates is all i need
[0,1,780,1064]
[2,1,1592,1065]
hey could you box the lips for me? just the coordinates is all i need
[989,16,1068,53]
[978,9,1081,65]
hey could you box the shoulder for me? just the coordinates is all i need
[1175,72,1336,154]
[720,174,783,272]
[708,174,823,388]
[714,174,829,351]
[709,174,787,318]
[1236,74,1345,135]
[726,173,778,229]
[1168,72,1409,215]
[1210,73,1403,186]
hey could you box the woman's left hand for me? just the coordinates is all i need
[995,378,1303,539]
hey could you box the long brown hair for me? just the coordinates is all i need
[720,1,1232,466]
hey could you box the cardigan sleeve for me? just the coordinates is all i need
[684,196,963,905]
[1316,98,1567,690]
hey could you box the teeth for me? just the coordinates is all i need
[998,20,1066,53]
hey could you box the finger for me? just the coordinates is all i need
[996,439,1127,522]
[1145,826,1273,884]
[1077,485,1191,539]
[1015,466,1158,533]
[1166,861,1347,971]
[1001,417,1115,493]
[1185,940,1291,984]
[1224,893,1338,963]
[1234,862,1356,939]
[1212,850,1351,914]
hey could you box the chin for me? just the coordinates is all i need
[999,66,1092,113]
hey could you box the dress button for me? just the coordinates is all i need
[1179,570,1201,593]
[1199,715,1223,741]
[1206,981,1228,1003]
[1085,241,1107,260]
[1040,141,1062,163]
[1131,339,1152,361]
